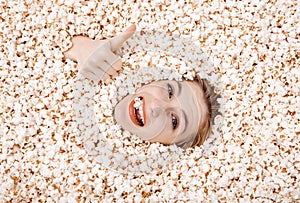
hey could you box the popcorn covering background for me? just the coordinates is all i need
[1,0,299,202]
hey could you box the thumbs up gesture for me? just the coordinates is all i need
[64,24,136,83]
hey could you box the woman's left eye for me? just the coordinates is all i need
[171,113,178,130]
[167,84,174,99]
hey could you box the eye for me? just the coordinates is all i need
[167,83,174,99]
[171,113,178,130]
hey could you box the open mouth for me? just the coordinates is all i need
[129,96,146,127]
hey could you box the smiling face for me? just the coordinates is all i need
[113,80,209,146]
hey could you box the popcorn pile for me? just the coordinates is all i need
[1,0,299,202]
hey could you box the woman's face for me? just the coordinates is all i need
[114,80,208,146]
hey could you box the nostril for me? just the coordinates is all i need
[151,107,163,118]
[150,98,167,118]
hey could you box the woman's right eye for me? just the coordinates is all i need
[167,84,174,99]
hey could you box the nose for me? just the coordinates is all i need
[150,98,168,118]
[152,106,163,117]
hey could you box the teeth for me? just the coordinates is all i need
[133,97,142,108]
[134,97,145,124]
[139,105,144,123]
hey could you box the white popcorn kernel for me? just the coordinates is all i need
[1,0,299,201]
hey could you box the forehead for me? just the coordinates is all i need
[176,80,206,143]
[154,80,206,143]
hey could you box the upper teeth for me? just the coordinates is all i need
[134,97,144,123]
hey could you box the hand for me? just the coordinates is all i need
[64,24,136,83]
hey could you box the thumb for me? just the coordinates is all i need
[109,24,136,52]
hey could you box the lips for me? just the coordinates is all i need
[129,96,146,127]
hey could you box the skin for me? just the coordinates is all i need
[64,24,137,83]
[114,80,209,146]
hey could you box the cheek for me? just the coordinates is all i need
[136,84,164,95]
[149,118,175,143]
[149,115,167,130]
[142,114,169,138]
[136,86,151,93]
[151,130,175,145]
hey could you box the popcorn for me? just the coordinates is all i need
[1,0,299,201]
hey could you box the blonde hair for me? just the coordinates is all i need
[180,77,221,149]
